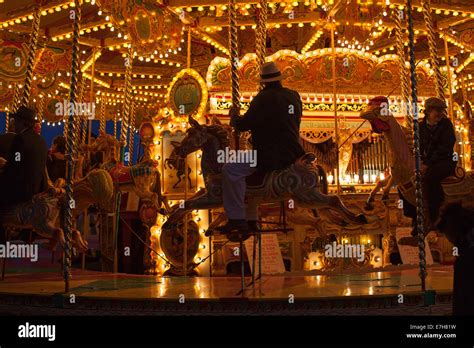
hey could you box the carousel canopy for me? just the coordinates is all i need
[0,0,472,123]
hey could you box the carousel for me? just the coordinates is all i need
[0,0,473,315]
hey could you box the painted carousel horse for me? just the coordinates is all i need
[2,169,114,253]
[360,105,474,235]
[164,141,193,189]
[82,132,170,216]
[162,116,367,236]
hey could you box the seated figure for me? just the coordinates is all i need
[219,62,306,238]
[0,106,48,206]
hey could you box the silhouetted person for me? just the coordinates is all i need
[419,97,456,228]
[0,118,16,159]
[219,62,305,237]
[436,203,474,315]
[0,106,48,206]
[46,135,67,183]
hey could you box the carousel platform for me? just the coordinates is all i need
[0,265,453,315]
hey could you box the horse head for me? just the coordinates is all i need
[360,104,393,134]
[360,103,415,175]
[174,116,230,159]
[85,132,120,163]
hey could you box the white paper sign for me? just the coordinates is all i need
[244,233,285,275]
[395,227,434,265]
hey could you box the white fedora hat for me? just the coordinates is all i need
[260,62,284,83]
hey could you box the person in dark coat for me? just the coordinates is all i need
[0,106,48,206]
[419,97,457,227]
[46,135,67,183]
[0,118,16,160]
[436,202,474,315]
[219,62,305,235]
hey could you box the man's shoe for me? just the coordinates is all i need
[215,219,250,242]
[247,220,260,232]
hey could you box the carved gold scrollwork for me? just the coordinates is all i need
[300,129,335,144]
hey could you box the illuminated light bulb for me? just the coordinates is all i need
[327,174,334,184]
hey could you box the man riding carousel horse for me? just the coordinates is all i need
[361,95,459,238]
[217,62,306,238]
[0,107,49,241]
[0,106,49,207]
[419,97,457,229]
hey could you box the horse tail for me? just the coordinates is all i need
[316,165,328,195]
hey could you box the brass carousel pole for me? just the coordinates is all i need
[16,8,41,111]
[64,0,82,293]
[11,83,22,113]
[229,0,241,151]
[113,45,133,273]
[99,94,106,135]
[113,112,117,138]
[5,84,21,133]
[407,0,427,293]
[443,33,455,122]
[228,0,245,292]
[330,20,341,195]
[87,47,97,156]
[128,100,135,166]
[120,46,133,160]
[183,28,192,277]
[255,0,267,281]
[394,8,411,128]
[79,74,87,145]
[255,0,267,92]
[422,0,444,100]
[37,93,45,133]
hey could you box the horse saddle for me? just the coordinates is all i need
[245,153,317,189]
[108,163,133,184]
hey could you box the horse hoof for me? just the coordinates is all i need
[204,229,214,237]
[356,214,368,224]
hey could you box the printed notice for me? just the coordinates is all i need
[244,233,285,275]
[396,227,434,265]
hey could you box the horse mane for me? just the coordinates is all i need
[205,124,230,148]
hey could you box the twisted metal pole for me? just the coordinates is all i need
[229,0,241,150]
[407,0,427,293]
[120,46,133,162]
[255,0,267,92]
[393,8,411,129]
[79,74,87,145]
[113,112,117,138]
[17,8,41,111]
[5,84,21,132]
[36,93,45,133]
[4,113,9,133]
[99,94,106,134]
[421,0,444,99]
[64,0,82,293]
[128,100,136,166]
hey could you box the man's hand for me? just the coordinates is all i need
[229,106,240,127]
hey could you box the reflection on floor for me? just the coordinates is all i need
[0,257,453,316]
[0,265,452,300]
